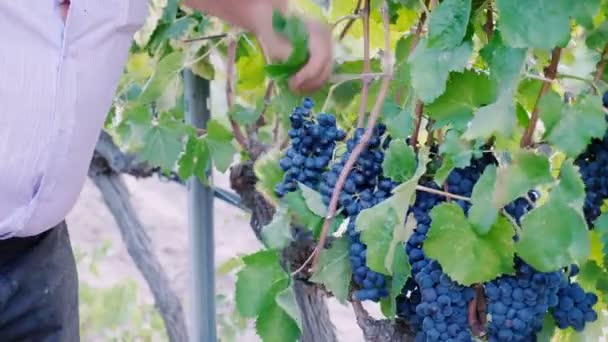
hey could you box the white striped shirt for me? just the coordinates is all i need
[0,0,148,238]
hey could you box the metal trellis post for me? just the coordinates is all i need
[183,69,216,342]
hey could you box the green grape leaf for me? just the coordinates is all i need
[434,157,455,185]
[392,60,411,94]
[205,119,236,172]
[235,250,288,317]
[424,203,515,285]
[464,35,525,139]
[115,104,152,147]
[177,135,210,182]
[538,92,564,137]
[598,277,608,303]
[439,130,474,168]
[427,0,471,49]
[138,120,185,171]
[409,39,473,103]
[570,0,601,29]
[496,0,571,49]
[577,260,604,292]
[255,280,300,342]
[283,191,322,231]
[299,183,328,217]
[395,34,413,57]
[516,199,590,272]
[426,70,497,130]
[139,51,185,104]
[547,95,607,158]
[468,165,500,234]
[381,245,411,318]
[493,151,553,207]
[463,91,517,140]
[355,148,431,274]
[593,212,608,270]
[236,40,266,91]
[358,147,431,230]
[191,55,215,80]
[265,10,309,79]
[262,205,293,249]
[551,159,586,210]
[383,139,417,182]
[282,190,341,238]
[389,215,416,275]
[382,100,414,139]
[560,43,602,95]
[310,238,352,304]
[586,22,608,51]
[464,32,526,139]
[275,285,302,331]
[358,207,400,275]
[152,17,197,46]
[228,104,262,126]
[515,102,530,128]
[594,213,608,269]
[483,34,527,92]
[161,0,178,21]
[517,79,543,113]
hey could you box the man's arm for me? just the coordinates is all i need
[184,0,333,94]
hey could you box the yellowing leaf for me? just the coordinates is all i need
[126,53,154,81]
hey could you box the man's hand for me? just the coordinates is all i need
[257,18,333,94]
[184,0,333,94]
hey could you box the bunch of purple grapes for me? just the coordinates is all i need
[275,98,346,197]
[320,124,396,302]
[485,260,562,341]
[573,92,608,226]
[398,152,543,341]
[550,265,598,331]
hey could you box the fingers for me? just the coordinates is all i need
[289,22,333,94]
[289,53,332,93]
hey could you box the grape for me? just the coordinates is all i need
[504,197,535,227]
[398,153,541,340]
[551,278,598,331]
[397,278,423,329]
[486,260,562,342]
[349,216,390,302]
[318,123,394,302]
[274,98,346,197]
[575,92,608,227]
[320,124,389,216]
[412,260,475,341]
[569,264,580,277]
[574,138,608,226]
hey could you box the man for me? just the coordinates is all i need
[0,0,332,340]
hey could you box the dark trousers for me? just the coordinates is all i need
[0,222,79,341]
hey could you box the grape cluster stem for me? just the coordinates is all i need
[411,100,425,150]
[521,48,562,148]
[357,0,372,128]
[484,1,494,41]
[338,0,363,40]
[595,43,608,83]
[410,0,430,55]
